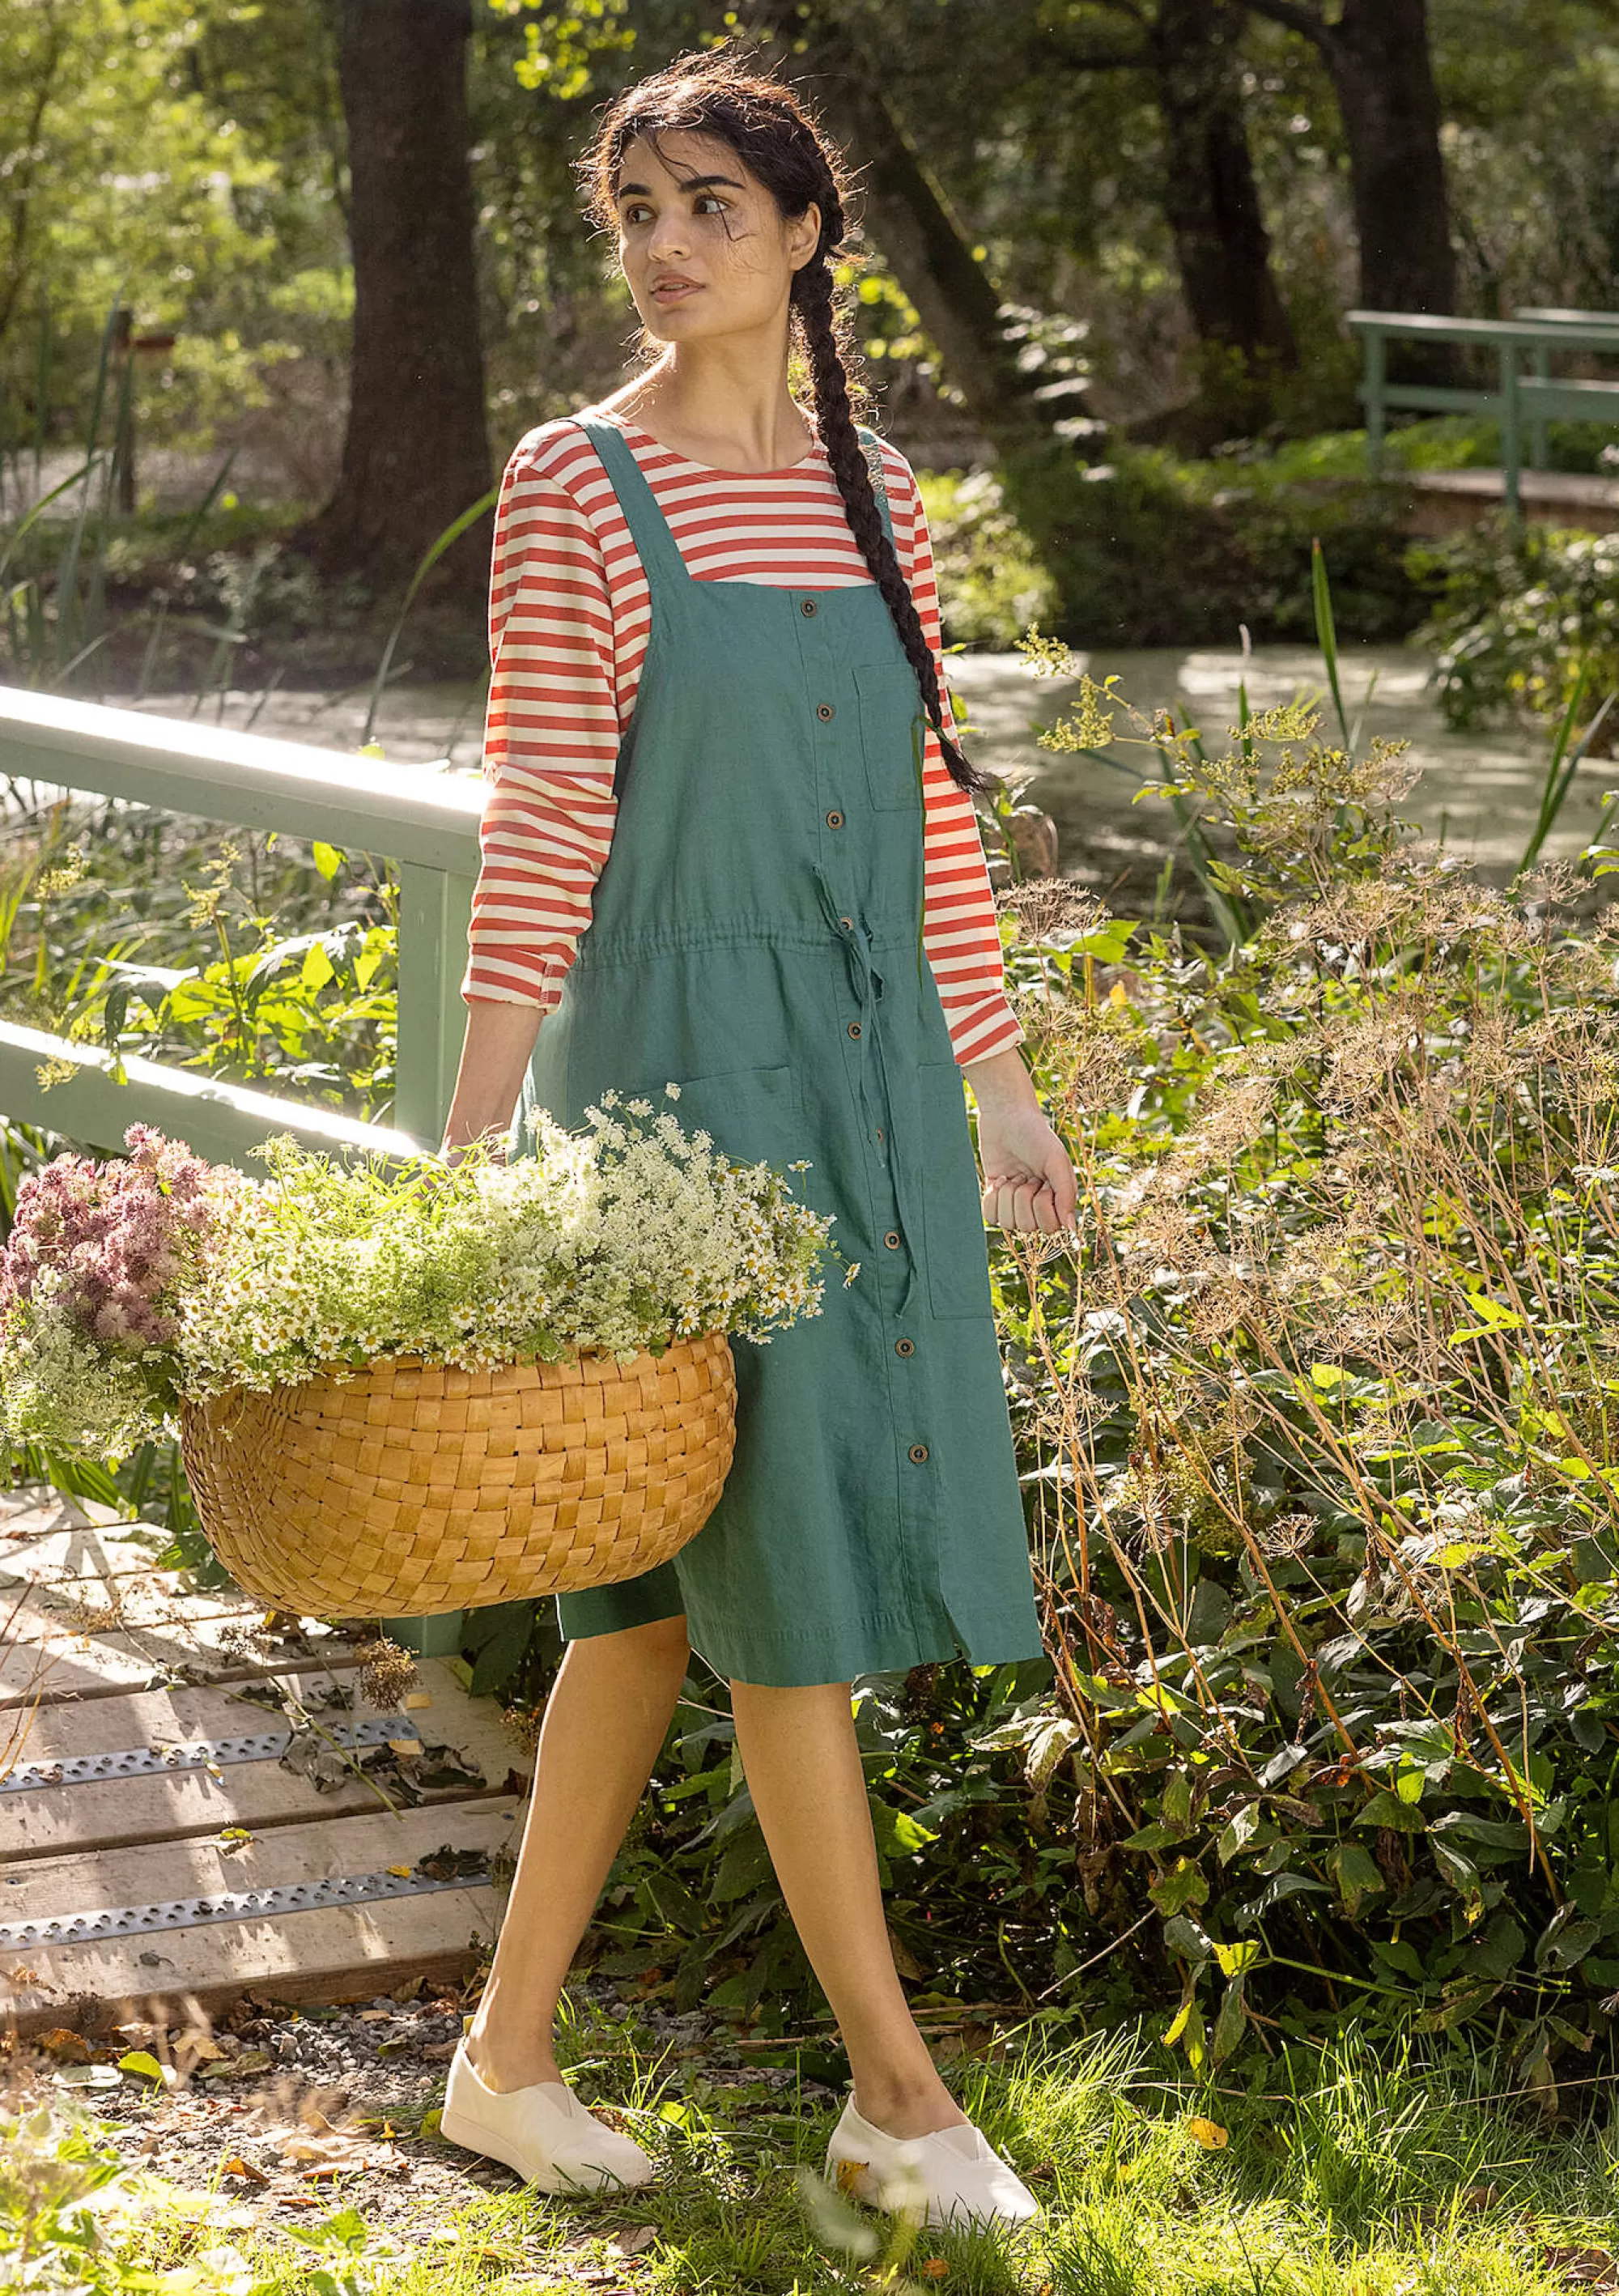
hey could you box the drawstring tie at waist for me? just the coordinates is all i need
[814,866,922,1324]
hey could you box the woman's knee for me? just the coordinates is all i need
[623,1611,691,1668]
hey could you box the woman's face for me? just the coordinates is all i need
[613,130,820,345]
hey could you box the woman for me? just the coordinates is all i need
[436,49,1076,2231]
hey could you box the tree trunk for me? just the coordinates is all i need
[1319,0,1455,317]
[294,0,492,610]
[750,0,1047,457]
[1245,0,1455,317]
[1152,0,1296,389]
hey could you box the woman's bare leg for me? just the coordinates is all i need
[463,1614,691,2093]
[730,1677,967,2140]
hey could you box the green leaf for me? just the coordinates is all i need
[1162,1913,1215,1963]
[118,2050,167,2083]
[1210,1975,1247,2064]
[1354,1790,1428,1833]
[1536,1907,1603,1971]
[301,940,336,993]
[1217,1801,1262,1863]
[1329,1840,1386,1915]
[1212,1937,1262,1979]
[1432,1840,1485,1923]
[1149,1857,1209,1915]
[312,840,345,880]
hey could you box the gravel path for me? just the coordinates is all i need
[7,1974,836,2239]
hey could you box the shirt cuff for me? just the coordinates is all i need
[459,972,549,1010]
[947,993,1026,1068]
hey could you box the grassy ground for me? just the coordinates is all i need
[7,2014,1618,2294]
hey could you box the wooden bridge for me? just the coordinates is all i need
[1350,305,1619,524]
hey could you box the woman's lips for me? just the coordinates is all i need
[650,278,701,304]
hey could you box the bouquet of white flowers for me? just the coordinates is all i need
[0,1093,836,1615]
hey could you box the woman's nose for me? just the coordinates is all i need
[647,215,691,261]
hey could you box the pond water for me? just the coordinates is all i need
[120,644,1601,908]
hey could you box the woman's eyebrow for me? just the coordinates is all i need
[617,173,746,199]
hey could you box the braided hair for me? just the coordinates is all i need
[581,49,995,797]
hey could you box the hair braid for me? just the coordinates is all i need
[583,48,997,799]
[793,255,992,796]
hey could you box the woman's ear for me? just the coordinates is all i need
[787,201,822,274]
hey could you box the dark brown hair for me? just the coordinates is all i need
[580,49,993,797]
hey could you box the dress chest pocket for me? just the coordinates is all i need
[852,663,926,814]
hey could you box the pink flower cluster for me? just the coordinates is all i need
[0,1124,215,1355]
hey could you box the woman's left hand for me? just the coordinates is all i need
[965,1049,1077,1235]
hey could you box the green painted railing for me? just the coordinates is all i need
[0,686,486,1658]
[0,687,480,1163]
[1348,308,1619,517]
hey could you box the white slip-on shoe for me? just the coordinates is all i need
[822,2091,1042,2230]
[440,2041,656,2194]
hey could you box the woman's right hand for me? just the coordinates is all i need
[440,1125,508,1170]
[438,999,543,1167]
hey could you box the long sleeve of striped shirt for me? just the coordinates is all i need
[459,415,1025,1067]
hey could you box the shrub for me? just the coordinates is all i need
[997,441,1421,648]
[916,467,1058,648]
[983,660,1619,2087]
[1410,516,1619,736]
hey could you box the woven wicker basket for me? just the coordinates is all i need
[176,1332,737,1618]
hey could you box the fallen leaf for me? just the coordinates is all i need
[386,1865,413,1878]
[119,2050,168,2084]
[1540,2247,1617,2289]
[35,2028,90,2063]
[358,2009,393,2022]
[219,2157,268,2185]
[403,1692,433,1709]
[606,2226,658,2258]
[199,2049,274,2081]
[1188,2119,1229,2150]
[834,2158,869,2196]
[920,2261,950,2281]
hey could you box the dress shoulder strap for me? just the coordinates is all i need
[571,410,689,586]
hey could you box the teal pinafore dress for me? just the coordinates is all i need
[508,413,1046,1689]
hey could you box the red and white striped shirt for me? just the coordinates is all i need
[459,413,1024,1067]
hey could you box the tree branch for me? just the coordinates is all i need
[1045,41,1152,70]
[1242,0,1331,41]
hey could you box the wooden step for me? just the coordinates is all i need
[2,1659,525,1862]
[0,1485,526,2033]
[0,1800,517,2034]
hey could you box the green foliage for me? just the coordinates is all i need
[12,2027,1619,2294]
[1411,516,1619,737]
[0,2,304,451]
[0,811,400,1121]
[999,440,1423,647]
[979,645,1619,2081]
[916,468,1060,647]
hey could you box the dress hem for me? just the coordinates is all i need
[559,1594,1048,1689]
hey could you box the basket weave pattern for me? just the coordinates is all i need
[178,1333,737,1618]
